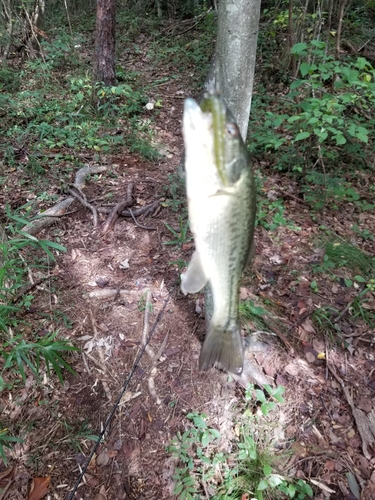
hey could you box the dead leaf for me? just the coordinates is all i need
[284,363,299,376]
[28,476,50,500]
[97,450,110,466]
[270,254,283,264]
[84,473,99,488]
[301,318,316,333]
[357,397,373,413]
[305,351,316,363]
[324,460,335,471]
[94,485,107,500]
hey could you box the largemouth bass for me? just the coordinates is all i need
[181,94,256,375]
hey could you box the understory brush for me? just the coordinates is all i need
[0,209,78,392]
[168,385,314,500]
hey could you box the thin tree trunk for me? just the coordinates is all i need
[215,0,261,141]
[335,0,347,61]
[288,0,296,77]
[93,0,116,86]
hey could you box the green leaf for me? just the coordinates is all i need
[356,132,368,143]
[294,131,311,141]
[355,275,366,283]
[255,389,266,403]
[257,479,269,491]
[300,62,311,77]
[267,474,283,488]
[291,42,308,55]
[263,464,272,476]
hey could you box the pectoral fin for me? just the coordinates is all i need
[181,251,208,294]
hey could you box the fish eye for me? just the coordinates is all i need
[226,122,238,136]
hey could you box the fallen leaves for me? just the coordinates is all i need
[28,476,50,500]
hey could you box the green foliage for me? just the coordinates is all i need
[168,412,222,499]
[0,332,78,390]
[249,40,375,210]
[245,384,285,417]
[0,426,23,465]
[0,68,21,93]
[59,419,100,453]
[162,174,187,213]
[163,218,192,247]
[169,389,313,500]
[255,174,300,231]
[0,209,78,389]
[313,239,374,276]
[0,40,157,167]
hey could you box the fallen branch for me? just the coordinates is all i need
[102,183,134,233]
[23,165,107,235]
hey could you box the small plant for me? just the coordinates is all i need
[245,384,285,417]
[168,412,222,499]
[312,239,374,276]
[0,332,79,390]
[169,259,189,271]
[60,419,100,453]
[0,209,78,389]
[162,174,186,213]
[163,218,192,247]
[0,426,23,464]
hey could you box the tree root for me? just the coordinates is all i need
[102,182,134,233]
[142,290,168,405]
[23,165,107,235]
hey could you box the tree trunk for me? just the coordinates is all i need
[93,0,116,86]
[215,0,261,141]
[205,0,261,326]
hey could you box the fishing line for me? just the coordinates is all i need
[66,286,175,500]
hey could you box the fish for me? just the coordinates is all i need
[181,94,256,375]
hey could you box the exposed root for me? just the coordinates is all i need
[98,200,160,223]
[87,289,131,299]
[128,207,156,231]
[67,187,98,227]
[22,165,107,235]
[141,290,168,405]
[102,182,134,233]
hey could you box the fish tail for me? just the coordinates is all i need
[199,320,243,374]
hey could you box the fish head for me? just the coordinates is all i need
[199,94,249,187]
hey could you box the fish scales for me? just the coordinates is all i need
[181,95,256,374]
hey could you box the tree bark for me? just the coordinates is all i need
[93,0,116,86]
[215,0,261,141]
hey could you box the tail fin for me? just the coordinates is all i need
[199,320,243,375]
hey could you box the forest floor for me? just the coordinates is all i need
[1,17,375,500]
